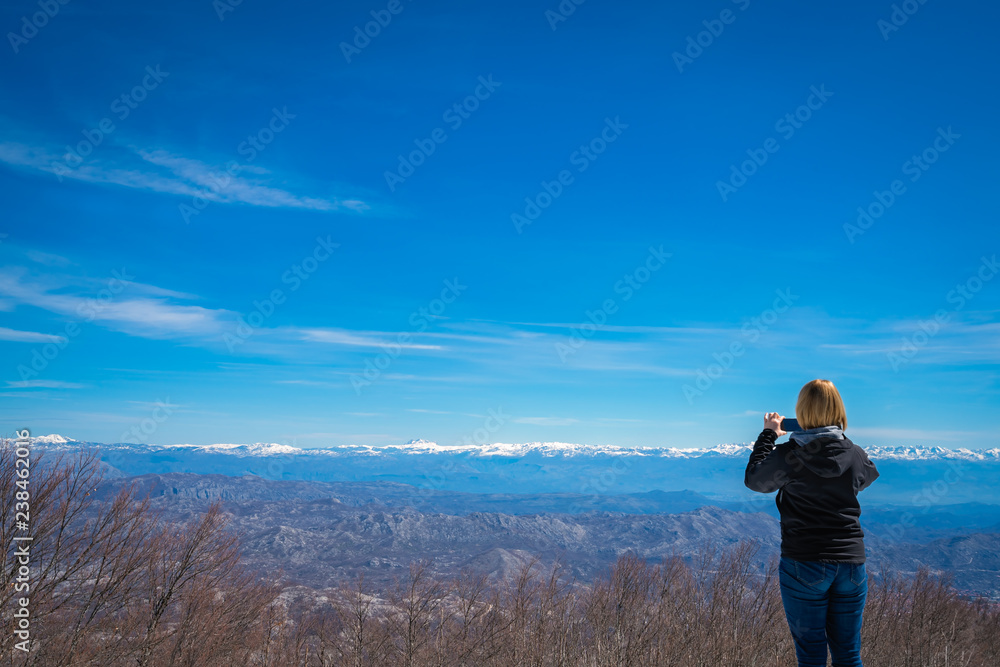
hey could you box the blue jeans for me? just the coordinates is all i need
[778,556,868,667]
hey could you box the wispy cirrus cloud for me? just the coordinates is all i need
[6,257,996,388]
[0,141,369,213]
[818,317,1000,365]
[25,250,73,267]
[514,416,579,426]
[0,266,462,355]
[0,267,234,341]
[275,379,342,387]
[291,327,442,350]
[0,326,66,343]
[6,380,87,389]
[476,319,726,335]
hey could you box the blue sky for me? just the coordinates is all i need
[1,0,997,449]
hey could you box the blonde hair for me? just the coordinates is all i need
[795,379,847,430]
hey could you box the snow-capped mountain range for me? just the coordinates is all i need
[28,434,1000,461]
[23,434,1000,505]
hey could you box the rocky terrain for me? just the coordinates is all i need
[88,471,1000,599]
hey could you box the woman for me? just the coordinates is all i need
[745,379,880,667]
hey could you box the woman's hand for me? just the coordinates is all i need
[764,412,787,437]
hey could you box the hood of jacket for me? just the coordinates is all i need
[788,432,855,478]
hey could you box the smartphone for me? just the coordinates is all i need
[780,417,800,432]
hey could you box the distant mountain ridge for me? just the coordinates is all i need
[84,470,1000,598]
[30,434,1000,461]
[28,434,1000,505]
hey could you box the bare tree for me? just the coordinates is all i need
[326,572,392,667]
[5,436,1000,667]
[385,559,445,667]
[0,440,281,667]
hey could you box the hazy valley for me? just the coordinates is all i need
[34,434,1000,600]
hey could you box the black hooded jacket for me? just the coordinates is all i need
[744,428,880,562]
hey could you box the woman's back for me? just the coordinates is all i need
[745,379,879,667]
[766,433,878,562]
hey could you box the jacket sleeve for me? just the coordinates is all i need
[745,429,792,493]
[857,448,880,493]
